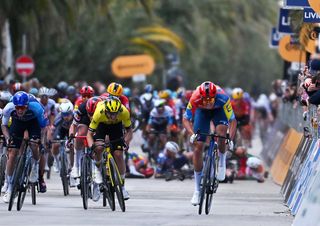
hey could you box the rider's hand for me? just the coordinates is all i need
[228,140,234,151]
[189,134,198,144]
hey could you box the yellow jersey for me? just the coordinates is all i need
[89,101,131,131]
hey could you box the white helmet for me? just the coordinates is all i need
[154,99,166,108]
[59,102,74,114]
[165,141,179,154]
[0,91,12,102]
[38,87,51,96]
[246,157,262,169]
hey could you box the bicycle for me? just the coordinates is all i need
[98,138,126,212]
[8,138,39,211]
[196,131,230,215]
[50,139,69,196]
[0,136,7,192]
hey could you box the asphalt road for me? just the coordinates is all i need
[0,133,293,226]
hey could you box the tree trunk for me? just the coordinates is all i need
[1,19,14,82]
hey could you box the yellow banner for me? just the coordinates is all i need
[309,0,320,14]
[279,35,306,63]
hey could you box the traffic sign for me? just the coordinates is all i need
[111,54,155,78]
[15,55,35,77]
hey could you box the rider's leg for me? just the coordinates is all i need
[215,124,228,181]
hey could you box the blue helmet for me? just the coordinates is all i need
[123,87,131,97]
[144,84,153,93]
[13,91,29,106]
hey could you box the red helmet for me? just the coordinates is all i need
[199,81,216,98]
[86,97,102,116]
[12,82,23,93]
[80,85,94,98]
[140,167,154,178]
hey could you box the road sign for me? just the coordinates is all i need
[111,54,155,78]
[309,0,320,14]
[278,8,294,34]
[304,8,320,22]
[15,55,35,77]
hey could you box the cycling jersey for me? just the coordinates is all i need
[88,101,131,132]
[231,99,250,118]
[184,86,235,121]
[74,96,85,110]
[148,106,174,126]
[2,102,48,128]
[73,100,91,126]
[53,113,73,139]
[39,98,57,118]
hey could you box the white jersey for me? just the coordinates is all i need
[38,98,58,118]
[148,105,174,125]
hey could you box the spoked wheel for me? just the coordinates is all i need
[60,152,69,196]
[8,156,24,211]
[81,157,90,210]
[17,159,32,211]
[109,158,125,212]
[102,167,115,211]
[198,155,211,215]
[205,154,219,215]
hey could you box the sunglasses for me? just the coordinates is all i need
[62,112,73,117]
[105,112,118,118]
[82,94,92,98]
[15,106,28,111]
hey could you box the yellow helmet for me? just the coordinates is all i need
[105,97,122,113]
[107,82,123,97]
[232,88,244,100]
[158,90,170,99]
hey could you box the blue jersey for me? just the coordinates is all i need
[2,102,48,128]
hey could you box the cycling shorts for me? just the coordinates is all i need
[93,122,125,150]
[9,118,41,148]
[193,108,229,142]
[53,125,69,140]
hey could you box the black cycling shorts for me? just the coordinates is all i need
[53,124,69,140]
[9,118,41,148]
[93,122,125,150]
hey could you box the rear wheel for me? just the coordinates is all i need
[17,158,32,211]
[109,157,125,212]
[31,183,37,205]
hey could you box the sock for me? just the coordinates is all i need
[219,152,226,168]
[7,175,12,192]
[76,150,83,168]
[194,171,202,192]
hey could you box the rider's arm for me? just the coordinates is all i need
[183,102,194,135]
[222,99,237,140]
[87,129,94,148]
[1,103,13,140]
[124,127,133,145]
[122,108,133,145]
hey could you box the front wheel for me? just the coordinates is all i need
[109,157,125,212]
[81,156,91,210]
[60,151,69,196]
[198,155,211,215]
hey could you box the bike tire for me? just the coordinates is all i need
[8,155,25,211]
[109,157,125,212]
[198,155,211,215]
[0,154,7,191]
[102,165,115,211]
[17,158,32,211]
[81,157,89,210]
[31,183,36,205]
[60,151,69,196]
[205,160,214,215]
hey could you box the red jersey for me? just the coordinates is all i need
[74,96,85,110]
[230,99,250,118]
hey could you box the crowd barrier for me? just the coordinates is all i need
[261,102,320,225]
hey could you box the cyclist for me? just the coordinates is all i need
[182,81,237,205]
[68,97,102,185]
[146,99,174,162]
[1,91,48,202]
[0,91,12,109]
[87,97,133,201]
[74,85,94,111]
[51,102,74,175]
[101,82,130,110]
[231,88,252,148]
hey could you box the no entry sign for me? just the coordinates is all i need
[15,55,35,77]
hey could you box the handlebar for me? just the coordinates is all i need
[196,130,230,141]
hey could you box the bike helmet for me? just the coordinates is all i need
[59,102,74,114]
[12,82,23,93]
[144,84,153,93]
[13,91,29,106]
[0,91,13,102]
[105,97,122,113]
[86,97,102,116]
[107,82,123,97]
[246,157,262,169]
[123,87,131,97]
[38,87,51,96]
[154,99,166,108]
[66,85,76,95]
[80,85,94,97]
[49,88,58,97]
[232,88,244,100]
[57,81,68,91]
[29,88,39,96]
[165,141,179,154]
[199,81,216,98]
[158,90,171,99]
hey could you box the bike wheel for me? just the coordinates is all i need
[31,183,36,205]
[60,152,69,196]
[8,156,25,211]
[81,157,90,210]
[109,157,125,212]
[205,162,214,215]
[198,155,211,215]
[0,154,7,191]
[102,166,115,211]
[17,158,32,211]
